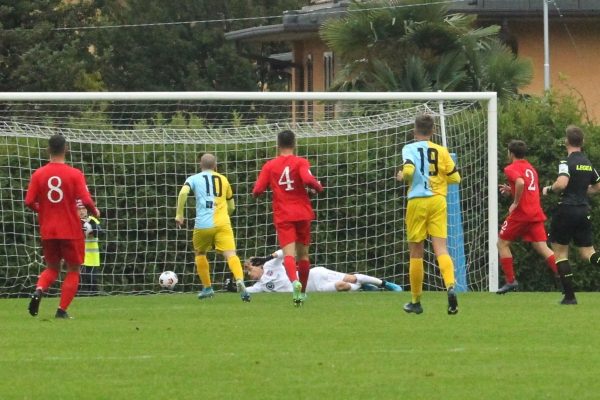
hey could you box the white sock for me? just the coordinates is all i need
[354,274,382,287]
[236,279,246,290]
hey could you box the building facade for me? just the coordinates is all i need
[226,0,600,121]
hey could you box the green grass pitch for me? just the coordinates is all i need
[2,292,600,399]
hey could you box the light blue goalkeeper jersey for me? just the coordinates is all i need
[402,140,459,199]
[185,170,233,229]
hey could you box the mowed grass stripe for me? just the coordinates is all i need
[1,292,600,399]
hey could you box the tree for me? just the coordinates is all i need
[0,0,102,91]
[320,0,532,99]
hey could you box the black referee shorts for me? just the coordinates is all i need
[549,205,593,247]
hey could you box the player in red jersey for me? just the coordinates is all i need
[24,134,99,319]
[496,140,557,294]
[252,130,323,306]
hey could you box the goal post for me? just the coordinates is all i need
[0,91,498,296]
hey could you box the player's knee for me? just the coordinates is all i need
[343,274,357,283]
[335,281,351,291]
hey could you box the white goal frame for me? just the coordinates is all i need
[0,91,498,292]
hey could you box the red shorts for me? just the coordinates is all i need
[499,218,547,242]
[42,238,85,266]
[275,220,312,247]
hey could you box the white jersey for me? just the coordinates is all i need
[246,251,293,293]
[246,251,358,293]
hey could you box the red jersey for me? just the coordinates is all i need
[252,154,323,224]
[25,162,97,240]
[504,159,546,222]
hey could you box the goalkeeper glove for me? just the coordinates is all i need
[250,255,274,266]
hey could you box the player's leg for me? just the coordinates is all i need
[216,225,250,302]
[552,243,576,304]
[56,238,85,319]
[496,217,523,294]
[29,240,62,316]
[192,228,215,299]
[296,220,312,294]
[526,222,558,276]
[549,208,576,304]
[276,222,299,282]
[428,196,457,315]
[530,241,559,277]
[574,209,600,267]
[403,198,426,314]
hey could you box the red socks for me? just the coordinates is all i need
[546,254,558,274]
[500,257,515,283]
[36,268,59,291]
[283,256,299,282]
[59,271,80,311]
[298,259,310,293]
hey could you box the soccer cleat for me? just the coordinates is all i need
[361,283,380,291]
[55,308,72,319]
[382,281,403,292]
[292,281,303,307]
[236,280,251,302]
[403,302,423,314]
[496,281,519,295]
[28,289,42,317]
[240,290,251,302]
[197,287,215,300]
[447,287,458,315]
[560,296,578,305]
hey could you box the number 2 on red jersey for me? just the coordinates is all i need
[278,166,295,191]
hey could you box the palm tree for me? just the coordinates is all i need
[320,0,532,98]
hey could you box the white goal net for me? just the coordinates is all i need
[0,92,498,296]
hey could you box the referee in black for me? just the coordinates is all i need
[543,125,600,304]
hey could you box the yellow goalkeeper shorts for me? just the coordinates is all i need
[192,225,236,253]
[405,195,448,242]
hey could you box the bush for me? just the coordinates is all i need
[497,93,600,291]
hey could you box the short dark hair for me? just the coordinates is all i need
[566,125,584,147]
[508,139,527,159]
[277,130,295,149]
[48,134,66,155]
[414,114,435,136]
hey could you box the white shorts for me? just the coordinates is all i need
[306,267,347,292]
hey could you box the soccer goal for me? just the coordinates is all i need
[0,91,498,296]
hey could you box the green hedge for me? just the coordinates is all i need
[497,94,600,291]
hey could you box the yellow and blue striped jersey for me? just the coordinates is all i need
[402,140,460,199]
[185,171,233,229]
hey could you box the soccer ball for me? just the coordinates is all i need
[159,271,178,290]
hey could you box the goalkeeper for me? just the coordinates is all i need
[244,250,403,293]
[175,153,250,302]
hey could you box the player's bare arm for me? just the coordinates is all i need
[252,163,270,197]
[588,182,600,195]
[543,175,569,195]
[499,183,512,196]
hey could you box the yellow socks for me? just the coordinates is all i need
[226,255,244,281]
[409,258,424,303]
[195,255,211,287]
[437,254,456,289]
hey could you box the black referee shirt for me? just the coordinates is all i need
[557,151,600,206]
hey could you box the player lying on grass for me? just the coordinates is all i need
[244,250,403,293]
